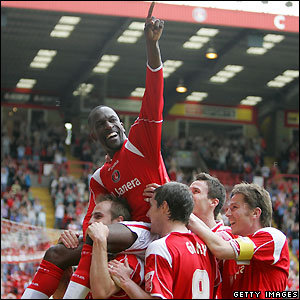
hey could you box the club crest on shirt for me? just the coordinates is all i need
[145,271,155,292]
[112,170,120,183]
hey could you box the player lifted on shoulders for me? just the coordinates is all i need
[22,2,169,299]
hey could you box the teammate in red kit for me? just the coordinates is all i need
[109,182,220,299]
[86,195,145,299]
[21,2,168,299]
[188,182,290,299]
[143,172,230,298]
[51,194,144,299]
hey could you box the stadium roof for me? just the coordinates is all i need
[1,1,299,120]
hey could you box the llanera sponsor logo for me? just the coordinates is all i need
[113,178,141,196]
[112,170,120,183]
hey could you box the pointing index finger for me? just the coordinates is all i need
[147,1,155,18]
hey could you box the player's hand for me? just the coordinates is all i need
[144,2,164,42]
[58,230,80,249]
[87,222,109,244]
[108,257,132,289]
[143,183,160,202]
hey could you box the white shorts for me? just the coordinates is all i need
[119,221,159,260]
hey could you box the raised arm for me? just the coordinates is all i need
[144,2,164,69]
[188,213,236,260]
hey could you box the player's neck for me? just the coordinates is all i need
[248,222,264,235]
[239,222,263,236]
[197,212,216,229]
[160,221,189,237]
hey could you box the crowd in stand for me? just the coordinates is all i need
[49,170,90,231]
[1,155,47,227]
[1,121,299,298]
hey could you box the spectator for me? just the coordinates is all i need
[27,203,37,226]
[291,222,299,257]
[24,170,31,192]
[54,188,64,206]
[17,143,25,161]
[37,209,47,227]
[1,166,9,193]
[2,132,11,159]
[10,180,22,196]
[54,202,65,229]
[67,218,79,232]
[24,142,33,160]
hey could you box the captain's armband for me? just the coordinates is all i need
[235,237,255,261]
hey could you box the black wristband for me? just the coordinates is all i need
[85,235,94,246]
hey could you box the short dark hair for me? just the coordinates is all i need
[195,173,226,219]
[96,194,131,221]
[154,182,194,225]
[87,105,120,130]
[230,182,272,227]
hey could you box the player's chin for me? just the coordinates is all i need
[106,139,123,149]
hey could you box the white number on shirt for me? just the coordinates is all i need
[192,269,210,299]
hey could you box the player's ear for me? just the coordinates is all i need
[162,200,170,213]
[253,207,262,219]
[210,198,219,209]
[90,131,96,141]
[120,122,126,133]
[115,216,124,222]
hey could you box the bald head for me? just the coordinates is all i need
[88,106,120,130]
[88,105,126,158]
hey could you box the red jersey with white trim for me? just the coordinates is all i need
[83,65,169,236]
[212,220,232,240]
[144,232,220,299]
[223,227,289,299]
[87,253,144,300]
[109,253,144,299]
[118,221,159,260]
[212,221,236,299]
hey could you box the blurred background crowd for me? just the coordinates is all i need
[1,118,299,298]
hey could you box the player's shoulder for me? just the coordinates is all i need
[90,165,107,188]
[146,235,173,266]
[146,235,171,255]
[91,164,105,177]
[253,227,287,240]
[146,232,191,255]
[250,227,288,250]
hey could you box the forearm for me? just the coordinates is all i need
[120,279,154,299]
[146,40,162,70]
[189,216,235,260]
[90,240,119,298]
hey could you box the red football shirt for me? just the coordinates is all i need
[83,65,169,236]
[222,227,289,299]
[212,221,237,299]
[144,232,220,299]
[109,253,144,299]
